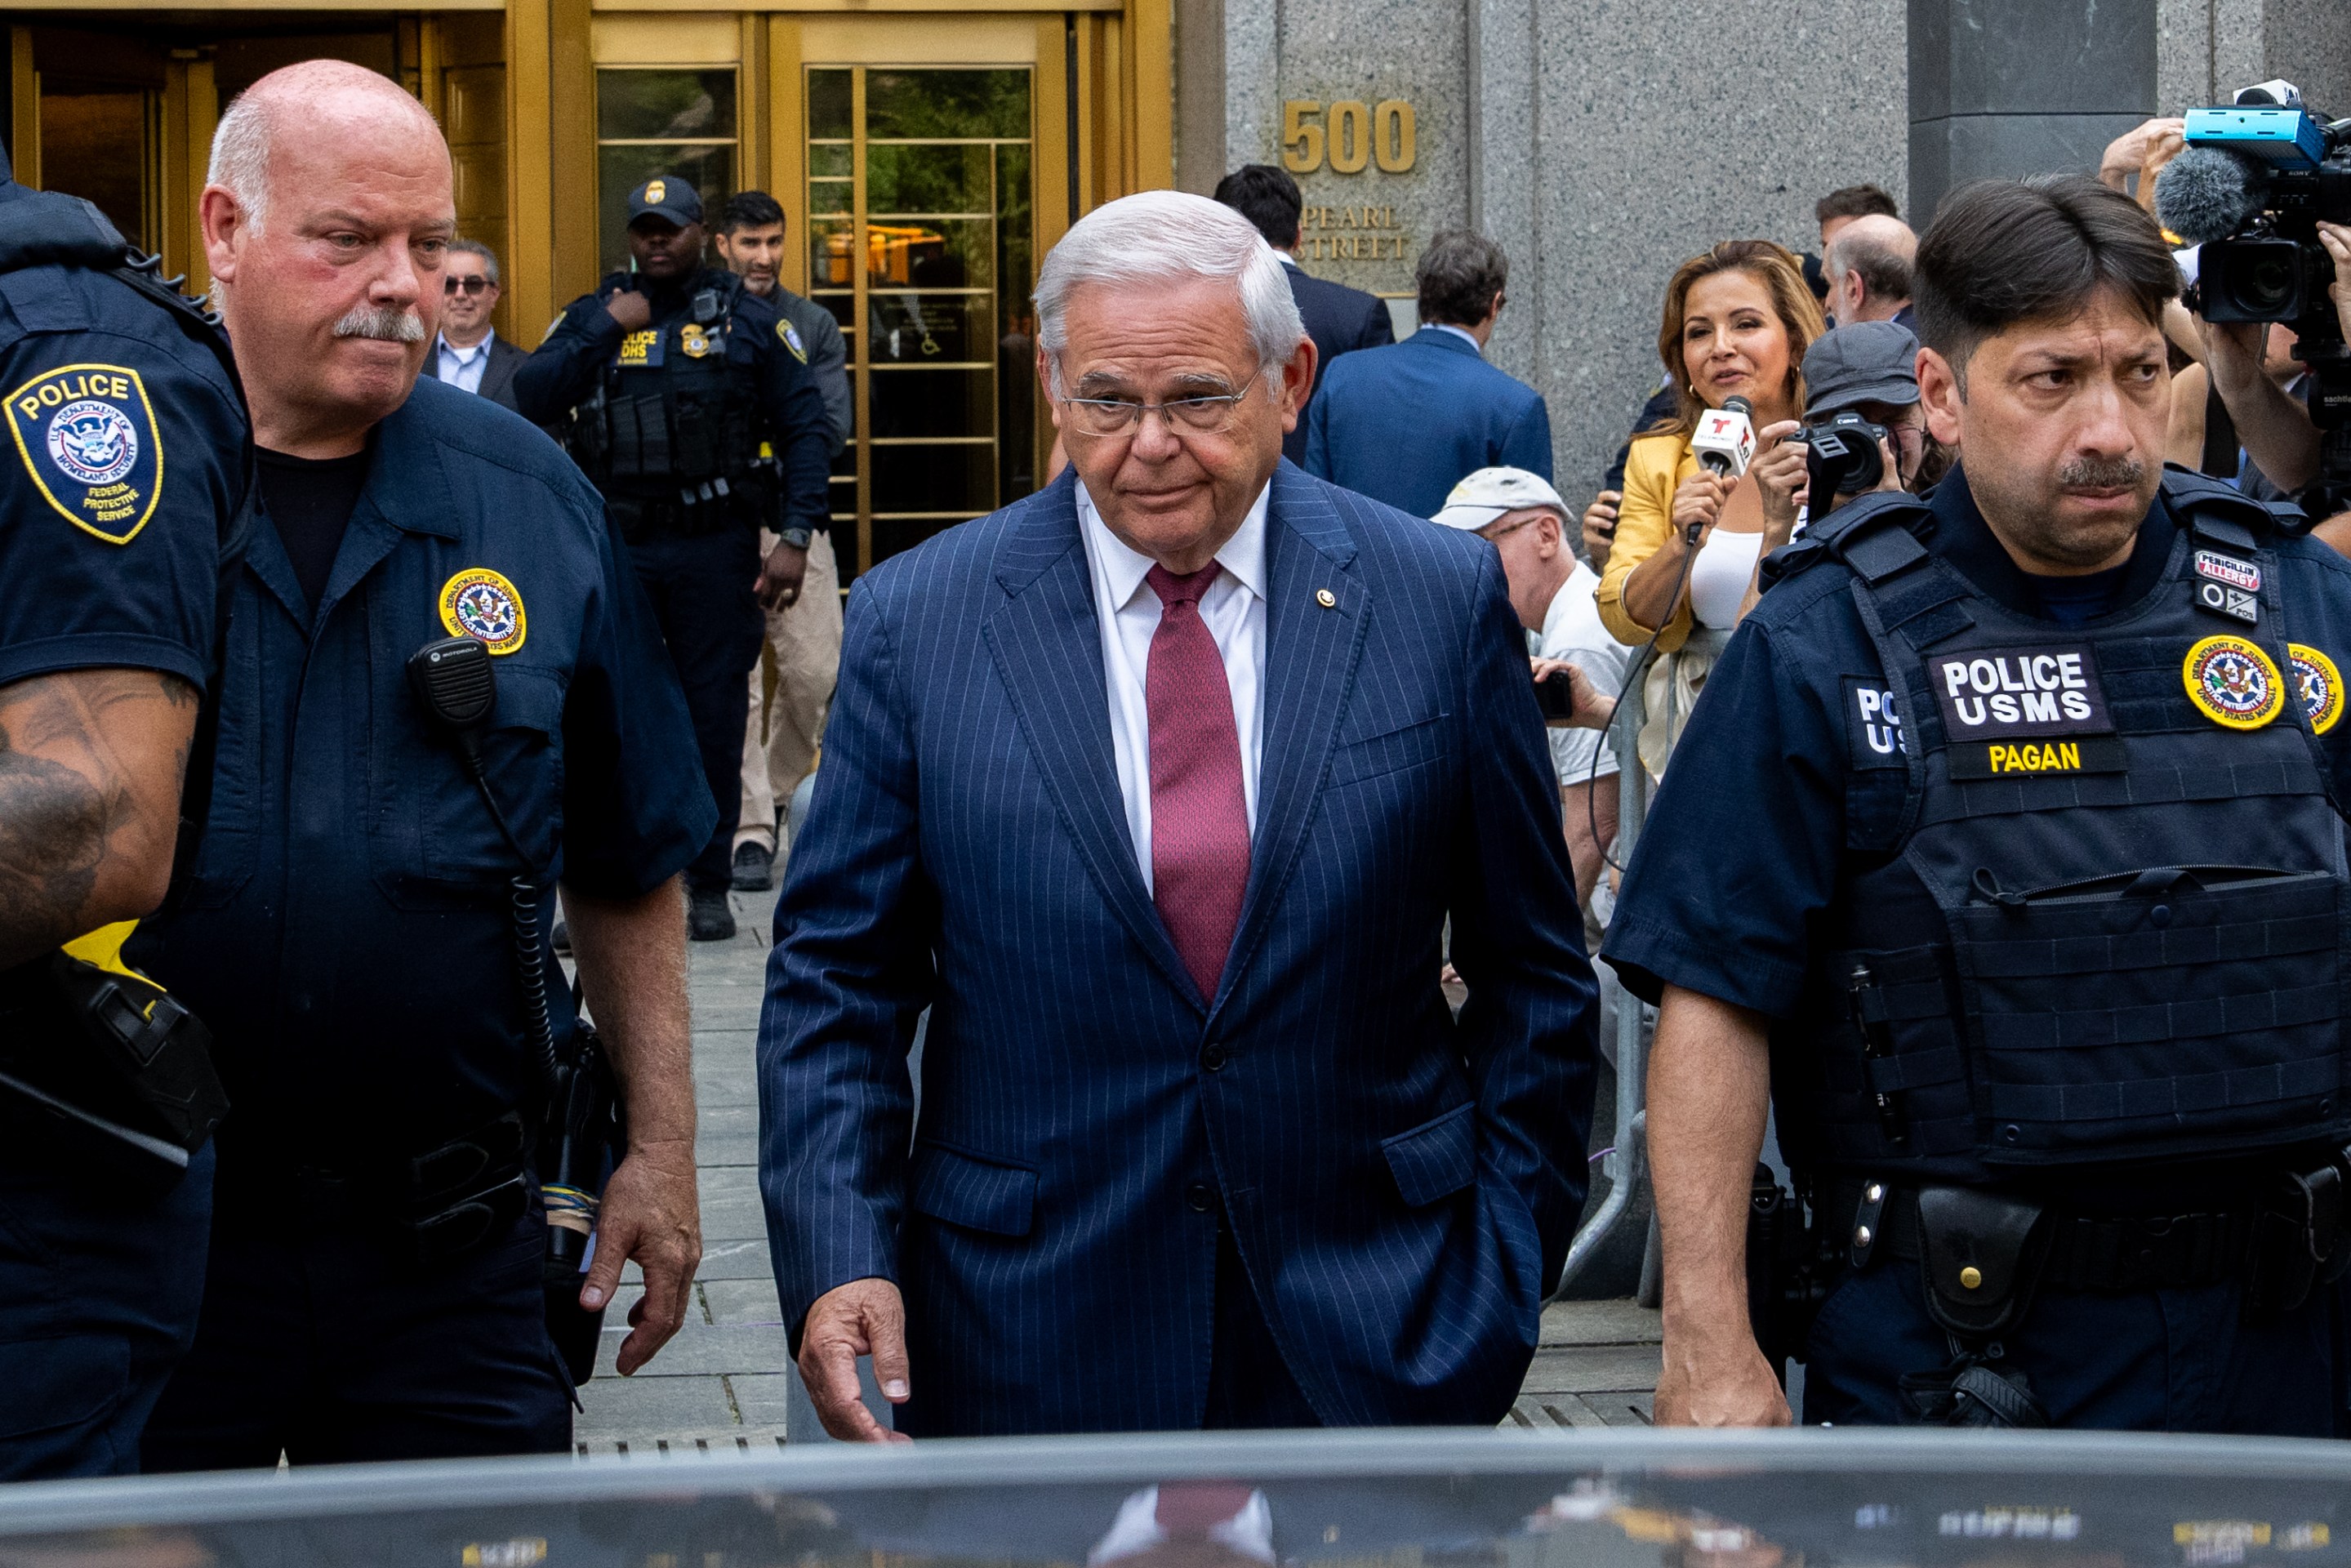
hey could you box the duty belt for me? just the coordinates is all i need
[218,1110,532,1265]
[608,482,750,543]
[1834,1178,2261,1292]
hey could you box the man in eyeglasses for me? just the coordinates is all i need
[432,240,526,412]
[763,189,1595,1440]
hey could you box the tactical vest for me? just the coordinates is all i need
[1774,474,2351,1184]
[568,274,764,501]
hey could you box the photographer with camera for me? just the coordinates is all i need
[2197,223,2351,501]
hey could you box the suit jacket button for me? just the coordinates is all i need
[1200,1044,1229,1072]
[1186,1182,1215,1213]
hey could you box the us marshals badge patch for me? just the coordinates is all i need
[7,363,163,545]
[2291,644,2343,735]
[438,567,528,656]
[777,318,808,363]
[2183,634,2282,730]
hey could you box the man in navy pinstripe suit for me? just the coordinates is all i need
[759,190,1596,1439]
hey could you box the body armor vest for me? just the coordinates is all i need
[1776,474,2351,1183]
[569,274,764,501]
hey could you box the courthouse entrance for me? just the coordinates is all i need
[0,2,1170,582]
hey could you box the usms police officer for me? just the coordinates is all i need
[1613,176,2351,1433]
[128,61,713,1467]
[0,149,247,1476]
[515,176,830,943]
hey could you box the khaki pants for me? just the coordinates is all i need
[737,528,843,853]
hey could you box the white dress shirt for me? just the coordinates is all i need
[1075,479,1270,891]
[1427,323,1483,355]
[434,332,493,394]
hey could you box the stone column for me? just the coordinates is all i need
[1908,0,2157,222]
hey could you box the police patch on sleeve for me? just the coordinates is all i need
[6,363,163,545]
[1841,677,1908,768]
[438,567,528,656]
[777,318,808,363]
[2291,643,2342,735]
[2183,634,2282,730]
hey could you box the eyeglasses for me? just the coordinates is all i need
[1478,515,1540,544]
[443,275,492,296]
[1058,365,1264,439]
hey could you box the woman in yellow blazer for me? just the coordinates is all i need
[1596,240,1825,653]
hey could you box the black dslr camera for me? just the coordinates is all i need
[2156,82,2351,506]
[1804,412,1888,512]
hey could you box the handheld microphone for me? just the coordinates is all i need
[2156,145,2272,244]
[1687,396,1754,544]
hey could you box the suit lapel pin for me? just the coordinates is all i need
[1316,588,1336,608]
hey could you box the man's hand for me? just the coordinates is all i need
[1582,489,1622,569]
[1531,657,1612,730]
[604,287,653,332]
[1749,421,1808,546]
[799,1277,914,1443]
[1654,1323,1793,1427]
[757,538,809,611]
[2098,117,2185,194]
[580,1137,702,1374]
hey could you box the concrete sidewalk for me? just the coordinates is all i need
[572,886,1661,1454]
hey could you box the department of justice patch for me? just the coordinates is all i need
[2183,634,2282,729]
[6,363,163,545]
[2291,643,2343,734]
[438,567,528,656]
[777,318,808,363]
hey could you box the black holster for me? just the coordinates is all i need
[2246,1157,2351,1316]
[1898,1185,2052,1428]
[1745,1165,1832,1375]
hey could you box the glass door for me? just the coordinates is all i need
[804,65,1035,581]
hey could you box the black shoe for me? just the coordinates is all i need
[550,919,572,957]
[688,887,737,942]
[732,840,775,893]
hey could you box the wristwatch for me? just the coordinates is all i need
[778,526,813,550]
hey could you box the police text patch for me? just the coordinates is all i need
[6,363,163,545]
[1928,644,2112,745]
[1842,677,1909,768]
[614,328,665,369]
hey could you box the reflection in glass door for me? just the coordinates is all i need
[806,65,1035,581]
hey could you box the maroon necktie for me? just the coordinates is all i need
[1145,563,1250,1001]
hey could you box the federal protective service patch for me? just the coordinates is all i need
[777,318,808,363]
[2183,634,2282,730]
[438,566,528,656]
[6,363,163,545]
[2291,643,2343,735]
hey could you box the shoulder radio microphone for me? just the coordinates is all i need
[1686,395,1755,544]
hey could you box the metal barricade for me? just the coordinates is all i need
[1551,624,1732,1298]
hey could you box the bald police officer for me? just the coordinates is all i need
[0,155,247,1472]
[515,176,831,941]
[1616,176,2351,1433]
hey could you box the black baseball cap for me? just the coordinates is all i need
[627,176,703,229]
[1803,320,1920,419]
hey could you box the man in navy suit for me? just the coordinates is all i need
[760,190,1596,1439]
[1306,231,1553,518]
[1213,163,1395,467]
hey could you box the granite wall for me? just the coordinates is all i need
[1200,0,2351,505]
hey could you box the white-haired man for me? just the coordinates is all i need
[1823,212,1917,329]
[759,189,1597,1439]
[127,59,712,1468]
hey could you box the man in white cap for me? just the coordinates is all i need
[1432,468,1632,907]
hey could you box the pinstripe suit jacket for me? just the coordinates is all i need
[758,461,1596,1434]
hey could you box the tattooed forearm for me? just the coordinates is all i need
[0,669,198,969]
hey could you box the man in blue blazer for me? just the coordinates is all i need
[760,191,1596,1439]
[1306,230,1554,519]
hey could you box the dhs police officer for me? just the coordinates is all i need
[130,61,713,1468]
[0,141,247,1476]
[515,176,830,942]
[1613,176,2351,1433]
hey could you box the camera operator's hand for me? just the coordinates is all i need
[2200,314,2272,402]
[2099,117,2184,197]
[1582,489,1622,571]
[1750,421,1808,548]
[2200,313,2323,493]
[2321,222,2351,345]
[1532,657,1612,730]
[1668,471,1730,553]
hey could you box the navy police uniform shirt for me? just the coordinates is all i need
[0,187,244,697]
[129,377,715,1165]
[1601,463,2351,1020]
[511,266,832,531]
